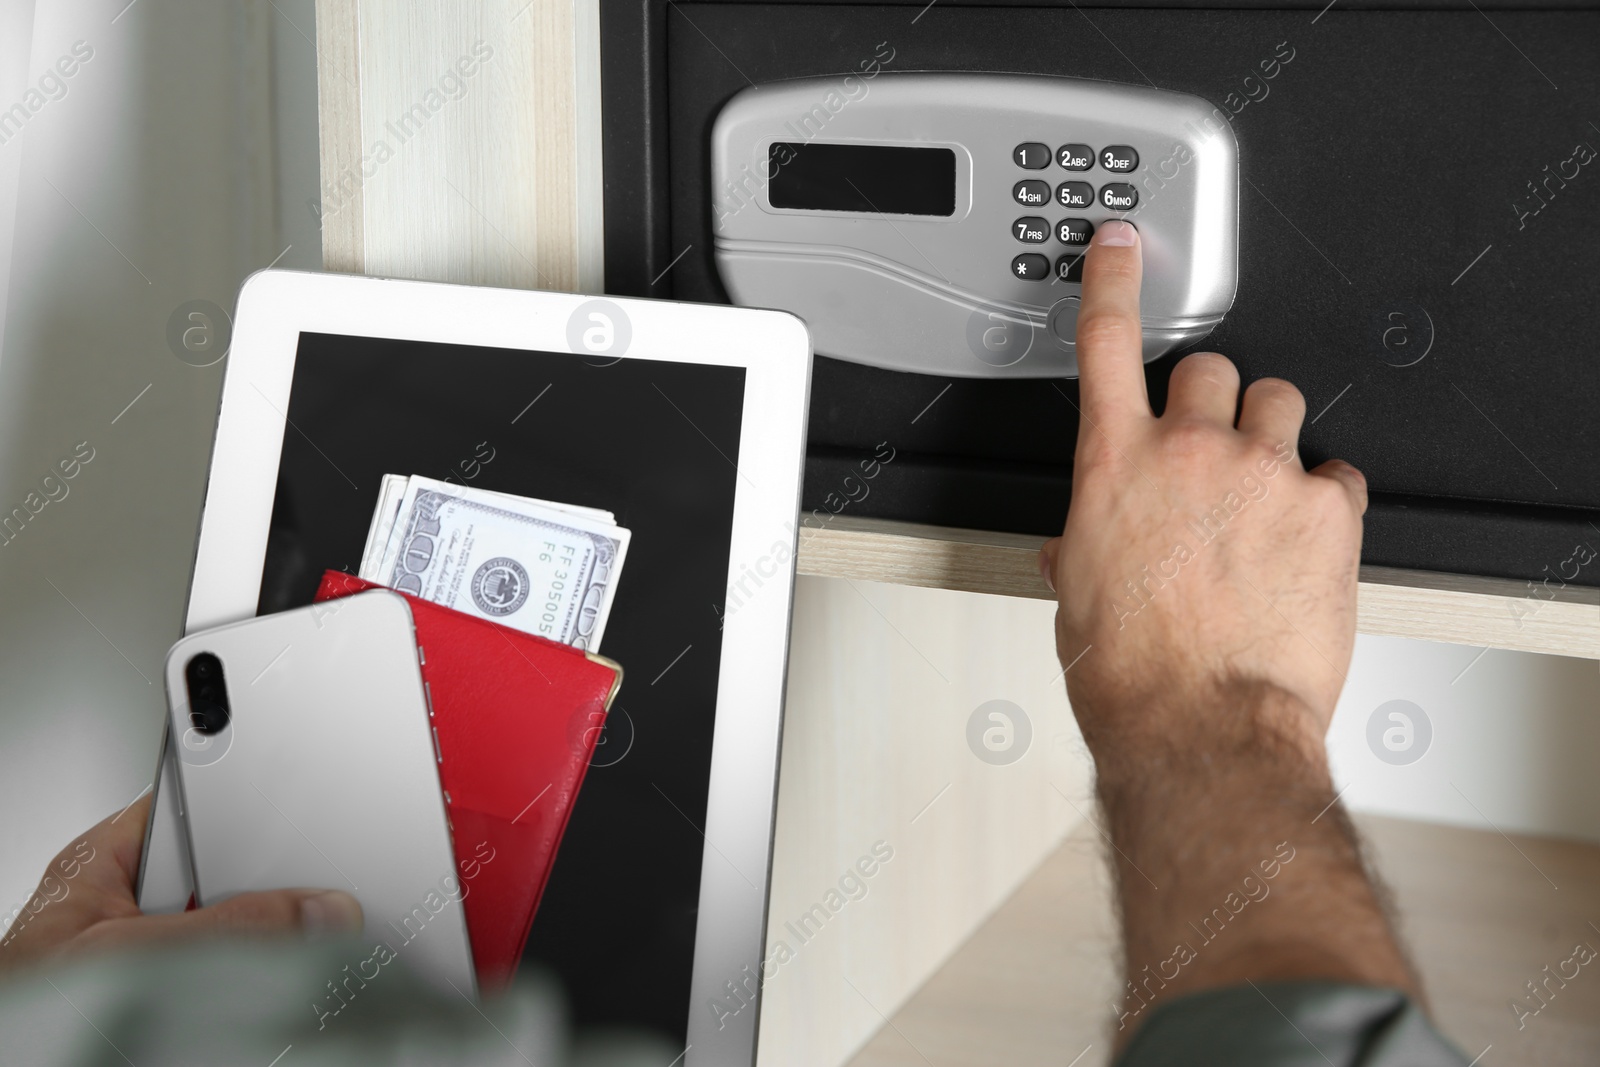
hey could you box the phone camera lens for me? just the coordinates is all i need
[184,653,231,734]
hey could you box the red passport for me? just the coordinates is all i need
[314,570,622,987]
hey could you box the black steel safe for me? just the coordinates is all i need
[601,0,1600,587]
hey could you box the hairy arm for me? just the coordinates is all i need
[1094,683,1420,1036]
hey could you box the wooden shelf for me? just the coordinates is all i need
[797,515,1599,660]
[846,815,1600,1067]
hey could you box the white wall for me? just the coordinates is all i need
[0,0,38,332]
[270,0,327,276]
[1329,634,1599,842]
[0,0,318,927]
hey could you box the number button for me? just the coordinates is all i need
[1099,183,1138,211]
[1013,179,1050,207]
[1011,253,1050,280]
[1055,253,1086,283]
[1013,142,1051,169]
[1012,216,1049,243]
[1056,218,1094,245]
[1101,145,1139,172]
[1056,143,1092,170]
[1056,181,1092,209]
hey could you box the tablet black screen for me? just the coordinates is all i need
[258,331,746,1045]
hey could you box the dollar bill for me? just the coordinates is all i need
[362,476,629,651]
[359,475,616,580]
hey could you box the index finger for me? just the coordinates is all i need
[1074,220,1151,436]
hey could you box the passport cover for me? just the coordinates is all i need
[314,570,622,987]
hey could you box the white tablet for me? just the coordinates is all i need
[137,270,811,1064]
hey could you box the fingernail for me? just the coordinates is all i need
[1095,220,1138,247]
[301,891,363,940]
[1038,551,1056,593]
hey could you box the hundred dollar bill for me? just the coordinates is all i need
[370,480,630,651]
[358,475,617,580]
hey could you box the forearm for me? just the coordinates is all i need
[1091,681,1421,1041]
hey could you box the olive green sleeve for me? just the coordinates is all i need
[1114,981,1470,1067]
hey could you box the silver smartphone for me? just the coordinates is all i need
[163,589,475,994]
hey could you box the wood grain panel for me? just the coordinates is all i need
[797,516,1600,661]
[312,0,362,272]
[319,0,595,290]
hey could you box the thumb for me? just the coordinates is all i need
[65,889,363,958]
[1038,536,1061,594]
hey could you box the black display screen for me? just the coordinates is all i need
[258,333,746,1049]
[767,142,956,216]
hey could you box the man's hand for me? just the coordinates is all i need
[1040,221,1421,1044]
[0,794,362,973]
[1041,219,1366,771]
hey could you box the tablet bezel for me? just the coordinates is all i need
[191,269,810,1064]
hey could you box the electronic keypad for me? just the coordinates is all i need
[711,73,1239,377]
